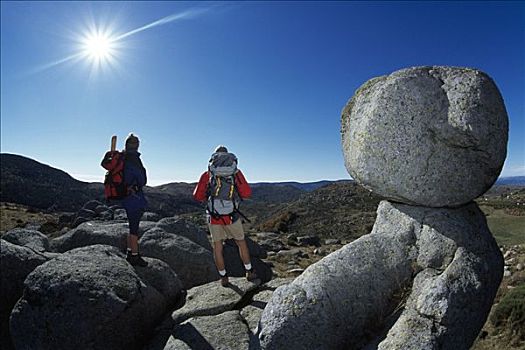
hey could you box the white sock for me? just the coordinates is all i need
[244,263,252,271]
[218,269,227,277]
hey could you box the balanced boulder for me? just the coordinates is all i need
[341,66,508,207]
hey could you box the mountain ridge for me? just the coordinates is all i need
[2,152,522,189]
[1,153,523,213]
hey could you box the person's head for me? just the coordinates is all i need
[214,145,228,153]
[125,133,140,151]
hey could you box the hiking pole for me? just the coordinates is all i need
[111,135,117,152]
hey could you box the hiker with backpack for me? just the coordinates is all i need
[101,133,148,267]
[193,145,258,286]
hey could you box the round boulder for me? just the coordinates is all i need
[341,66,508,207]
[139,227,218,289]
[155,216,211,250]
[142,212,161,222]
[82,200,105,212]
[1,240,49,350]
[9,245,182,350]
[3,228,50,252]
[51,221,157,253]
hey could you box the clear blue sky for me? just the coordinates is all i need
[1,1,524,185]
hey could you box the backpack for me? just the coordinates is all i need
[207,152,238,216]
[101,151,128,200]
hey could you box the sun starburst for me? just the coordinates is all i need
[83,33,113,61]
[33,6,214,77]
[79,28,119,69]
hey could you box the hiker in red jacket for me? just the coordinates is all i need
[193,146,258,286]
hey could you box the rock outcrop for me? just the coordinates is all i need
[0,240,49,350]
[49,217,271,290]
[3,228,50,252]
[260,66,507,349]
[145,277,292,350]
[173,310,253,350]
[259,201,503,349]
[155,216,212,250]
[138,227,218,289]
[51,221,157,252]
[10,245,183,350]
[341,66,508,207]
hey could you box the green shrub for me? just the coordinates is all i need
[490,284,525,342]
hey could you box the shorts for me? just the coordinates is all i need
[208,219,245,242]
[126,208,144,235]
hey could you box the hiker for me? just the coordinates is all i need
[101,133,148,267]
[193,145,258,286]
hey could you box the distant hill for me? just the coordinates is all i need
[0,153,326,215]
[252,180,353,192]
[0,154,201,215]
[496,176,525,186]
[250,183,306,203]
[157,181,336,203]
[0,153,103,211]
[257,182,383,240]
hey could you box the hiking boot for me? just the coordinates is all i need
[220,275,229,287]
[126,252,148,267]
[246,268,258,282]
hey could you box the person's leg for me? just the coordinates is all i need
[209,224,228,286]
[229,220,251,265]
[126,209,147,266]
[234,239,251,265]
[128,234,139,253]
[213,240,225,272]
[229,220,258,281]
[235,239,257,281]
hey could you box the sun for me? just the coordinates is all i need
[81,32,116,63]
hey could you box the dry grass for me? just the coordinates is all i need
[0,202,58,235]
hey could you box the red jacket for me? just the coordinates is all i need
[193,170,251,225]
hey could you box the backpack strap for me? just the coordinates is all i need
[228,175,235,199]
[231,180,251,223]
[214,176,222,197]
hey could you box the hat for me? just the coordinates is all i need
[125,133,140,151]
[215,145,228,153]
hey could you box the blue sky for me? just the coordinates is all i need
[1,1,524,185]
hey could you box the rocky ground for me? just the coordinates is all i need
[1,184,524,349]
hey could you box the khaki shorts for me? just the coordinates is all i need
[208,219,245,242]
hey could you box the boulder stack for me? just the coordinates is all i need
[259,66,507,349]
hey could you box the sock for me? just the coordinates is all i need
[218,269,227,277]
[244,263,252,271]
[127,248,132,253]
